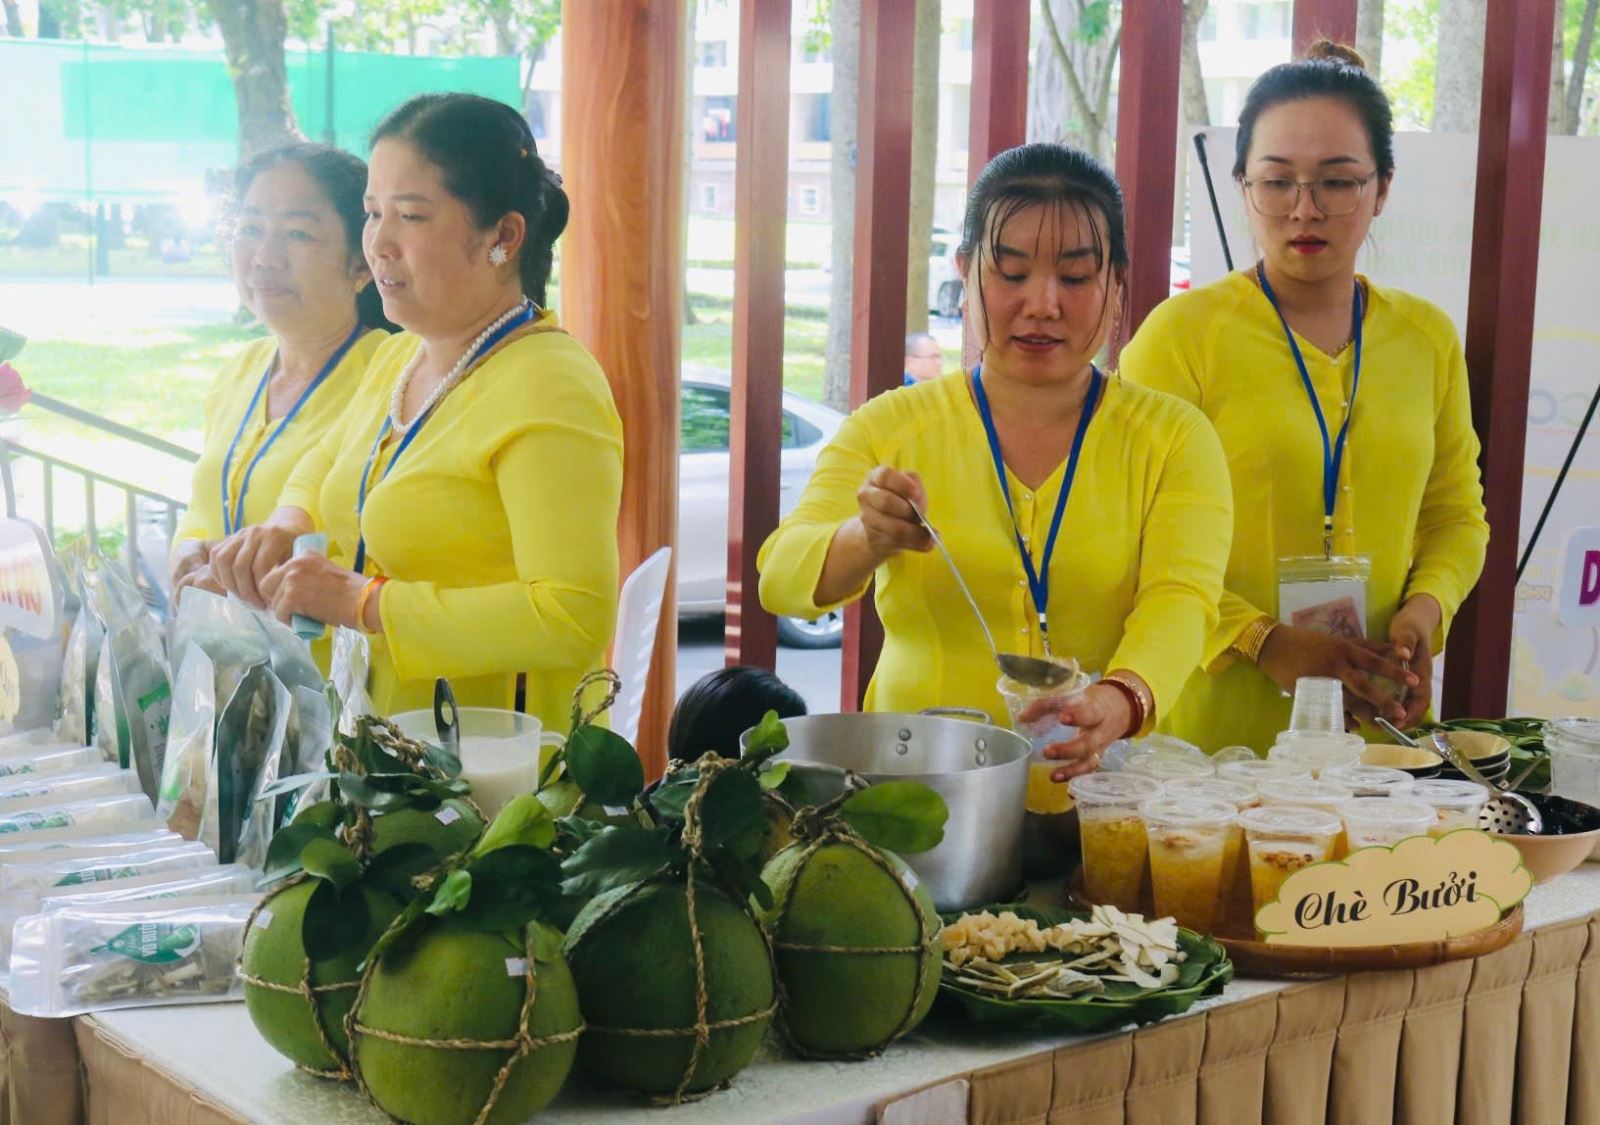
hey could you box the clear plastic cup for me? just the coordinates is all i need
[1069,773,1163,912]
[1163,778,1255,808]
[1216,758,1313,801]
[1289,677,1347,733]
[1322,763,1417,798]
[1238,805,1344,916]
[1161,779,1254,933]
[1338,797,1436,849]
[1408,779,1491,836]
[1269,732,1365,777]
[1213,745,1260,766]
[1258,778,1356,857]
[1139,796,1238,933]
[1125,754,1215,782]
[998,672,1091,754]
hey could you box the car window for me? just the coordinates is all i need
[681,385,730,451]
[784,412,820,448]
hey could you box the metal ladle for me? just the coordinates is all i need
[1374,717,1543,834]
[909,505,1079,689]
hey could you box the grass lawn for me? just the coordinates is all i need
[0,242,230,280]
[682,303,830,402]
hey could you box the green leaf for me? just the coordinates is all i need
[426,869,473,916]
[742,710,791,760]
[474,794,556,857]
[291,800,341,830]
[648,774,697,821]
[536,780,585,819]
[708,850,773,911]
[0,328,24,364]
[257,771,337,802]
[361,897,430,971]
[300,837,361,890]
[364,842,445,902]
[560,826,675,901]
[420,739,463,780]
[455,846,563,932]
[262,823,336,883]
[840,781,949,854]
[303,879,372,961]
[528,921,563,963]
[695,770,766,855]
[564,725,645,807]
[758,761,791,790]
[554,814,607,851]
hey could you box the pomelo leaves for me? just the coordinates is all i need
[840,781,949,854]
[560,826,675,900]
[564,725,644,807]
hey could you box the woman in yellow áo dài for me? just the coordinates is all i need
[1119,41,1488,753]
[171,144,390,601]
[211,94,622,736]
[759,143,1233,778]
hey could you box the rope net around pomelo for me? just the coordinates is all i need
[238,713,485,1081]
[765,802,940,1061]
[572,755,780,1106]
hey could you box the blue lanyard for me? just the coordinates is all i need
[220,323,362,537]
[972,363,1103,642]
[352,302,535,574]
[1255,261,1364,557]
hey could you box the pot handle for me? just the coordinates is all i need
[919,706,993,725]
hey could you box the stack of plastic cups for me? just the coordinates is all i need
[1268,731,1365,778]
[1289,676,1346,733]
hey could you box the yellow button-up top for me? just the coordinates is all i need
[175,330,386,545]
[277,312,623,734]
[757,373,1234,726]
[1119,271,1489,752]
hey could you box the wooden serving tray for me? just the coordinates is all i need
[1065,866,1524,978]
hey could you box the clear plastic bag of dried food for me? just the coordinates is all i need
[0,839,214,894]
[0,827,180,863]
[7,894,258,1016]
[0,793,155,839]
[80,550,171,801]
[0,766,143,813]
[0,742,105,780]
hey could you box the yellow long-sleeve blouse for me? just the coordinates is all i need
[174,330,386,545]
[757,372,1234,727]
[1119,271,1489,753]
[276,312,623,735]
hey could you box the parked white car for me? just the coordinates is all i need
[677,366,847,647]
[930,225,964,319]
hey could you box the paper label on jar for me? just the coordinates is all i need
[435,807,461,826]
[255,908,273,932]
[504,957,528,978]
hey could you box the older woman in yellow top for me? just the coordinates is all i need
[171,144,389,599]
[211,94,622,734]
[760,144,1233,778]
[1119,42,1488,753]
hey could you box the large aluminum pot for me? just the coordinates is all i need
[746,710,1030,912]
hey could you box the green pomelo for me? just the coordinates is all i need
[759,841,941,1056]
[242,880,403,1071]
[370,798,484,858]
[754,800,796,869]
[354,919,580,1125]
[564,878,775,1096]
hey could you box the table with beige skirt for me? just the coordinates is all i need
[7,864,1600,1124]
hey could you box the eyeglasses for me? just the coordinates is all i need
[1240,173,1377,218]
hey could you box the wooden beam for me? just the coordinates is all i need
[1114,0,1183,342]
[1442,0,1558,719]
[1292,0,1358,56]
[841,0,917,712]
[560,0,687,779]
[967,0,1031,184]
[724,0,791,671]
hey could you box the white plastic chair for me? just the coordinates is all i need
[610,546,673,747]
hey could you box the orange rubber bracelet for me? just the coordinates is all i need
[357,576,388,633]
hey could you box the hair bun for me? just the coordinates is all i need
[1304,38,1368,70]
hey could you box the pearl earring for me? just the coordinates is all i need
[489,245,509,266]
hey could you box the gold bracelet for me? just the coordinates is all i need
[1101,672,1152,738]
[1232,615,1280,665]
[357,576,388,634]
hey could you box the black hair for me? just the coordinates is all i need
[371,93,567,307]
[234,142,396,331]
[958,142,1128,350]
[1233,40,1395,181]
[667,666,807,765]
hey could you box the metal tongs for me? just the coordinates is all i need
[1375,717,1543,834]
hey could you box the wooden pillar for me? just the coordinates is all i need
[840,0,917,712]
[1292,0,1358,55]
[724,0,791,671]
[1113,0,1182,342]
[967,0,1031,183]
[1442,0,1558,719]
[560,0,687,779]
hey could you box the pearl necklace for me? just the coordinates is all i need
[388,298,531,430]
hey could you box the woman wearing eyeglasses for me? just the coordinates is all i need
[1119,40,1487,753]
